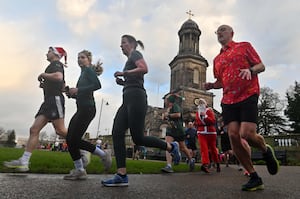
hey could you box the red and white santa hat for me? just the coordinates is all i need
[49,47,67,65]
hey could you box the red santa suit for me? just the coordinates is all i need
[194,107,220,166]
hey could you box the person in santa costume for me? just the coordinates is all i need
[194,98,220,173]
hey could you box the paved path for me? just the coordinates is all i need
[1,165,299,199]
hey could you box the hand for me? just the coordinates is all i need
[114,71,124,78]
[239,68,252,80]
[39,81,44,88]
[38,73,44,82]
[162,112,169,120]
[115,77,125,85]
[68,88,78,97]
[204,82,214,90]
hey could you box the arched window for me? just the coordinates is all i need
[193,69,199,84]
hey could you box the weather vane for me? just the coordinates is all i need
[186,10,194,19]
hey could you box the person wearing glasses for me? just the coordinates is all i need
[63,50,111,180]
[204,25,279,191]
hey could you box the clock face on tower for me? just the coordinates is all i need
[194,98,200,106]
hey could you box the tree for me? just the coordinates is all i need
[257,87,287,135]
[0,127,5,135]
[284,81,300,134]
[6,129,16,147]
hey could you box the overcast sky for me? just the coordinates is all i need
[0,0,299,139]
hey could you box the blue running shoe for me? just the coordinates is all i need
[170,141,181,165]
[102,174,129,187]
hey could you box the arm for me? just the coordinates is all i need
[115,58,148,78]
[38,71,63,82]
[78,69,101,93]
[239,43,265,80]
[168,112,181,119]
[203,108,216,125]
[204,79,222,90]
[124,58,148,76]
[239,62,265,80]
[68,68,101,97]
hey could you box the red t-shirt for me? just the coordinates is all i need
[213,41,262,104]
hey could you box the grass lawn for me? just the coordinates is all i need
[0,147,193,174]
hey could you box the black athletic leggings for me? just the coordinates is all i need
[67,106,97,161]
[113,88,168,168]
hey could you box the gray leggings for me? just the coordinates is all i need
[112,88,168,168]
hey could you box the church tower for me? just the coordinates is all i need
[168,14,214,121]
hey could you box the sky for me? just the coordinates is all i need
[0,0,299,139]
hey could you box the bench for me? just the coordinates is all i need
[251,150,287,165]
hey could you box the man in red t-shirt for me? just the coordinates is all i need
[204,25,279,191]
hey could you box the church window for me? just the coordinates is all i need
[193,69,199,84]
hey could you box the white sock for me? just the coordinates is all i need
[93,147,106,157]
[74,159,84,171]
[20,151,32,164]
[167,164,172,168]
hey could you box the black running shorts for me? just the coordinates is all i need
[221,95,258,125]
[35,95,65,120]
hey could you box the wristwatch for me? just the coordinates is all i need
[249,67,254,74]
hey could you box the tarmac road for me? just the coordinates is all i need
[0,165,299,199]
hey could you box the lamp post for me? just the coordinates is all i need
[96,98,109,138]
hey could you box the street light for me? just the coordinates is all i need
[96,98,109,138]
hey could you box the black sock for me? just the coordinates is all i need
[250,172,259,178]
[117,173,127,178]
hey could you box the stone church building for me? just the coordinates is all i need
[144,17,218,139]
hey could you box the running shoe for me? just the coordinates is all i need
[63,169,87,180]
[161,165,174,173]
[170,141,181,165]
[200,165,210,173]
[80,150,91,168]
[102,174,129,187]
[101,149,112,171]
[242,176,264,191]
[189,158,195,171]
[263,144,280,175]
[3,159,29,172]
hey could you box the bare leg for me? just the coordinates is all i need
[26,115,48,153]
[179,141,192,160]
[165,136,174,165]
[228,121,255,173]
[52,118,67,137]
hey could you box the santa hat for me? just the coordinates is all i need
[49,47,67,65]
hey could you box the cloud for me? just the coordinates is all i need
[57,0,96,18]
[0,21,44,90]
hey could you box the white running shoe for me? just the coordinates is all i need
[80,150,91,168]
[63,169,87,180]
[3,159,29,172]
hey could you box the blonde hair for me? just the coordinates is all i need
[78,50,103,76]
